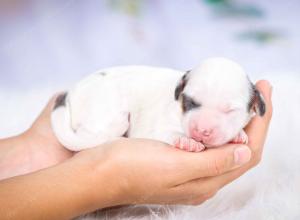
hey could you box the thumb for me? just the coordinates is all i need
[176,144,252,181]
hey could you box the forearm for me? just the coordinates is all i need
[0,134,33,180]
[0,153,121,220]
[0,132,73,180]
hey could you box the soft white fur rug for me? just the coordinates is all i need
[1,73,299,219]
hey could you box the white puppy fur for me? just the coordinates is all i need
[51,57,264,152]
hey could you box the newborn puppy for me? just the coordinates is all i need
[51,57,265,152]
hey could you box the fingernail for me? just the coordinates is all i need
[234,146,251,165]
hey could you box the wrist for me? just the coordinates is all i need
[68,148,127,213]
[0,153,118,220]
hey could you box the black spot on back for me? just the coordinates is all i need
[175,70,190,100]
[122,113,131,138]
[122,130,129,138]
[53,92,67,110]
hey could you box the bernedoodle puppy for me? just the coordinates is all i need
[51,57,265,152]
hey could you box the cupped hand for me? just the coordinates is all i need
[72,80,273,207]
[0,80,273,220]
[3,79,271,208]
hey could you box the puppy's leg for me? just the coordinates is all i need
[230,129,248,144]
[51,75,129,151]
[151,132,205,152]
[174,136,205,152]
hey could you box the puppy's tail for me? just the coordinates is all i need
[51,92,107,151]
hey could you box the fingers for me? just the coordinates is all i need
[27,92,68,149]
[30,92,65,128]
[41,92,65,116]
[173,144,251,183]
[170,182,218,205]
[30,93,58,125]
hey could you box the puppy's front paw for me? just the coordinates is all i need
[231,130,248,144]
[174,136,205,152]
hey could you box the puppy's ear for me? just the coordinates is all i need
[249,84,266,116]
[175,70,190,100]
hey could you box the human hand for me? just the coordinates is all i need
[24,93,74,167]
[70,80,272,209]
[0,94,73,180]
[0,80,272,220]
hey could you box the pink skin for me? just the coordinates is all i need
[188,114,221,146]
[174,136,205,152]
[230,130,248,144]
[174,111,248,152]
[174,129,247,153]
[174,117,219,152]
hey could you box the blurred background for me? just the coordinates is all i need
[1,2,300,219]
[0,0,299,137]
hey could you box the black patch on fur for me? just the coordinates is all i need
[122,113,131,138]
[175,70,190,100]
[53,92,67,110]
[122,130,129,138]
[181,93,201,113]
[247,83,254,112]
[248,83,266,116]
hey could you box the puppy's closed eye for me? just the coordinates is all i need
[182,94,201,112]
[224,109,243,116]
[222,106,240,114]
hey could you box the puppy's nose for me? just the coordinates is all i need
[201,129,212,137]
[191,127,214,142]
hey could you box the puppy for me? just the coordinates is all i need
[51,57,265,152]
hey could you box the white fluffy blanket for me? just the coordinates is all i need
[1,74,299,219]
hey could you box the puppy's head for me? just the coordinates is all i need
[175,57,265,147]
